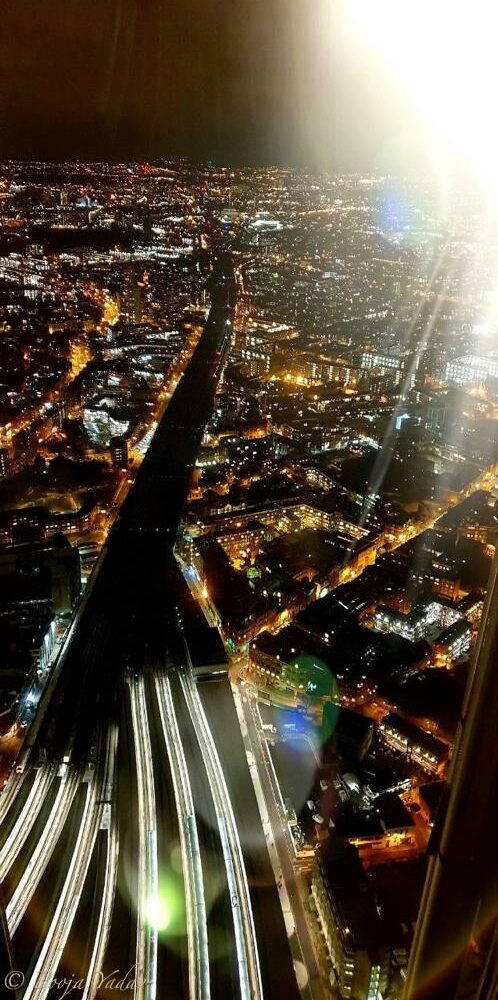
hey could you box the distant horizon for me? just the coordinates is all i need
[0,156,453,184]
[0,1,430,175]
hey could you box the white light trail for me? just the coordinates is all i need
[180,672,263,1000]
[129,675,158,1000]
[155,674,210,1000]
[23,775,99,1000]
[0,766,55,881]
[7,766,80,935]
[82,722,120,1000]
[0,762,29,828]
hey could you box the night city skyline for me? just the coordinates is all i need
[0,5,496,1000]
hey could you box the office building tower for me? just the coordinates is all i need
[110,435,129,470]
[403,556,498,1000]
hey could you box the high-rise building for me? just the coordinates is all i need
[119,265,148,324]
[0,448,11,479]
[403,556,498,1000]
[109,435,129,470]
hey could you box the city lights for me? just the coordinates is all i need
[0,5,495,999]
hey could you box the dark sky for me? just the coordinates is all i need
[0,0,410,167]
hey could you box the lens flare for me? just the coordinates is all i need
[343,0,498,191]
[283,653,336,701]
[145,889,172,932]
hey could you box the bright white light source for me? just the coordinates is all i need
[145,892,171,932]
[344,0,498,187]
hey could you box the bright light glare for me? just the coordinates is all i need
[346,0,498,187]
[145,891,171,932]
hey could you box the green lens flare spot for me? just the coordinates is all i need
[145,891,172,932]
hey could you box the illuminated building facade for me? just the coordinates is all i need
[403,557,498,1000]
[109,435,129,470]
[445,354,498,387]
[312,842,392,1000]
[379,714,448,774]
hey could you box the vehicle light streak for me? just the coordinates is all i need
[180,671,263,1000]
[7,765,80,935]
[155,674,210,1000]
[0,775,21,828]
[129,675,158,1000]
[82,721,120,1000]
[23,772,100,1000]
[0,765,55,881]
